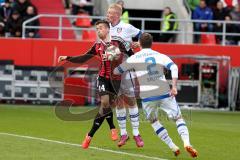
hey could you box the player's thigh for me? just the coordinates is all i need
[118,71,136,98]
[120,94,136,107]
[100,94,110,107]
[96,77,111,106]
[160,97,181,119]
[142,101,159,121]
[109,79,121,104]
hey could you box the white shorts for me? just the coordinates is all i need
[118,71,136,97]
[142,95,182,120]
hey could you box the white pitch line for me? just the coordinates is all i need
[0,132,168,160]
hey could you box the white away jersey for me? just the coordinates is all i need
[114,48,178,98]
[110,21,141,42]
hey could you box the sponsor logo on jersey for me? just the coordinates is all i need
[117,27,122,33]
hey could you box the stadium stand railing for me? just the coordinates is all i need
[22,14,240,46]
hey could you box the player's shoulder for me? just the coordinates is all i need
[119,21,137,29]
[126,54,136,63]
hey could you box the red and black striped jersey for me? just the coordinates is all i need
[66,36,133,80]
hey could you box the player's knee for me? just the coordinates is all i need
[124,96,136,107]
[116,105,124,109]
[146,114,158,123]
[171,115,183,121]
[149,118,158,124]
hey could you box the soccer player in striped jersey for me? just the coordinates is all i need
[58,20,133,149]
[114,33,198,158]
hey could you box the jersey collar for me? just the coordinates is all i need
[110,20,121,27]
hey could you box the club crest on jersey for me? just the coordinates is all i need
[117,27,122,33]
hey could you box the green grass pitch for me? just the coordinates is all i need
[0,104,240,160]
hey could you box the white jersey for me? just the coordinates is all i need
[114,48,178,99]
[110,21,141,97]
[110,21,141,43]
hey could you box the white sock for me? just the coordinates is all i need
[176,118,190,147]
[128,107,140,136]
[151,120,177,149]
[116,108,127,136]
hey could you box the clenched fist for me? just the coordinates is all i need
[58,56,68,63]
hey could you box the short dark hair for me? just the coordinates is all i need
[140,33,153,48]
[95,19,110,28]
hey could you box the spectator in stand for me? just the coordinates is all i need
[12,0,32,17]
[116,0,129,24]
[0,0,13,22]
[192,0,213,42]
[6,10,23,37]
[230,4,240,43]
[9,0,15,7]
[70,0,93,15]
[230,4,240,20]
[159,7,178,42]
[224,15,237,44]
[0,16,6,36]
[24,5,40,38]
[213,1,229,43]
[64,0,70,9]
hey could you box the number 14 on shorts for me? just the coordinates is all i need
[98,84,106,92]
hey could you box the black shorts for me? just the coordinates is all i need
[96,76,121,97]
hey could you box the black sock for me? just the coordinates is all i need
[88,113,105,137]
[105,110,115,130]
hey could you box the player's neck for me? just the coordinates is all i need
[100,34,111,44]
[111,20,121,27]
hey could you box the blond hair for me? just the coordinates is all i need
[108,3,122,15]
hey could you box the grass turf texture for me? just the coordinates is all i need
[0,104,240,160]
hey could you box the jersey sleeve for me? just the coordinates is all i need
[66,44,96,63]
[126,24,141,39]
[158,54,175,70]
[119,41,134,57]
[112,36,133,57]
[158,54,178,78]
[113,56,135,75]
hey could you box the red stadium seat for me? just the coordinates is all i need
[75,13,92,28]
[82,30,97,41]
[201,34,216,45]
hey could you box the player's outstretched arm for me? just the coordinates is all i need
[57,45,96,64]
[113,65,125,75]
[113,57,134,75]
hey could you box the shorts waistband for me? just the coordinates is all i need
[142,93,170,102]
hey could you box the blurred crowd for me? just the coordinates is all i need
[63,0,93,15]
[0,0,39,38]
[1,0,239,45]
[159,0,240,44]
[189,0,240,44]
